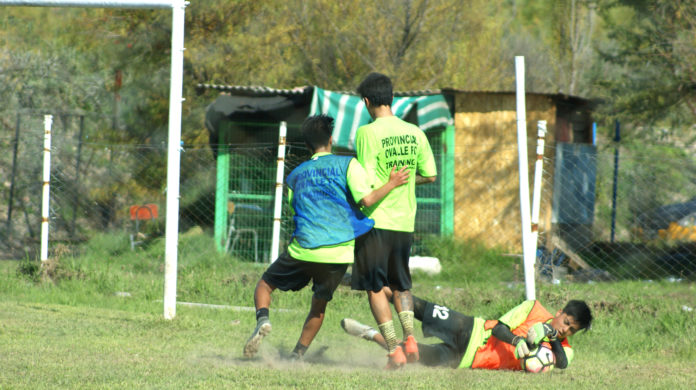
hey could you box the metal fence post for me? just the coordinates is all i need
[611,120,620,243]
[214,121,230,252]
[441,125,455,235]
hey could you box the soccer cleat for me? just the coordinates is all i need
[243,318,271,358]
[289,351,304,362]
[385,345,407,370]
[341,318,377,340]
[404,335,419,363]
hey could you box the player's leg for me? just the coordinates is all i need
[292,296,327,359]
[291,262,348,360]
[366,288,405,368]
[352,229,406,369]
[243,278,275,358]
[387,230,418,362]
[417,343,460,367]
[244,252,309,358]
[253,278,274,310]
[420,301,475,366]
[368,288,393,324]
[412,295,428,321]
[341,317,386,349]
[341,318,456,368]
[384,286,428,323]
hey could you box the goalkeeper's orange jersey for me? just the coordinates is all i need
[459,300,572,370]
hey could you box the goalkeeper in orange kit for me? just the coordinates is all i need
[342,287,592,370]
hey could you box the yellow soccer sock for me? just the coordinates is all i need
[378,320,400,353]
[398,311,415,338]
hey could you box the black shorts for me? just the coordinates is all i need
[419,301,474,367]
[351,228,413,292]
[261,252,348,302]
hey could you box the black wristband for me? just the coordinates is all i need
[511,335,522,346]
[543,323,558,341]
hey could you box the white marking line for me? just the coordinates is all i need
[173,301,297,312]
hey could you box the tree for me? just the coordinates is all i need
[593,0,696,134]
[186,0,509,91]
[502,0,599,96]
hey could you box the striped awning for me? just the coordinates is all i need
[309,87,453,150]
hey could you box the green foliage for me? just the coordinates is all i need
[508,0,600,96]
[84,231,133,258]
[593,0,696,130]
[2,0,693,142]
[15,257,41,282]
[185,0,509,91]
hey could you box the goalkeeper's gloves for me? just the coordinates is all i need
[513,336,531,359]
[526,322,558,346]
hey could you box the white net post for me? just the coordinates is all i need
[270,121,287,263]
[530,120,547,278]
[162,0,187,320]
[40,115,53,262]
[515,56,536,301]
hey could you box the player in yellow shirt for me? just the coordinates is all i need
[351,72,438,369]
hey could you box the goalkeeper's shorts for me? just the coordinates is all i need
[417,301,475,367]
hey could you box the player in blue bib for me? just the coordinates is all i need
[243,114,410,360]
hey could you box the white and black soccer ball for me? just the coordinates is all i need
[520,342,555,373]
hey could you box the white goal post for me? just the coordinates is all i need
[515,56,536,301]
[0,0,188,320]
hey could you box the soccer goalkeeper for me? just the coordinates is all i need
[341,287,592,370]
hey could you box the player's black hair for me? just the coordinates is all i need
[301,114,334,153]
[356,72,393,107]
[562,300,593,332]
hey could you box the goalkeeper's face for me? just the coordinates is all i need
[551,311,581,339]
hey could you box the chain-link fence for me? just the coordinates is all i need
[1,112,695,281]
[557,142,696,282]
[0,113,445,263]
[452,139,696,282]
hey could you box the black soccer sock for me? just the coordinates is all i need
[413,296,427,321]
[256,308,269,322]
[292,342,308,357]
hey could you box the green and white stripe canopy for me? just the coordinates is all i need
[310,87,453,150]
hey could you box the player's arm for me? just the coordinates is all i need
[491,321,531,358]
[360,166,410,207]
[415,173,436,184]
[346,159,409,208]
[415,140,437,185]
[527,322,570,369]
[549,339,569,368]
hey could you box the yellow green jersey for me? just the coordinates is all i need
[355,116,437,232]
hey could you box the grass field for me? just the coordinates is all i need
[1,232,695,389]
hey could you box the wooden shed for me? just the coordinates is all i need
[443,89,596,252]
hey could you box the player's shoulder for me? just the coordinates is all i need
[356,122,376,137]
[388,116,419,129]
[397,118,428,137]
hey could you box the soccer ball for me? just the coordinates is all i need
[520,342,555,373]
